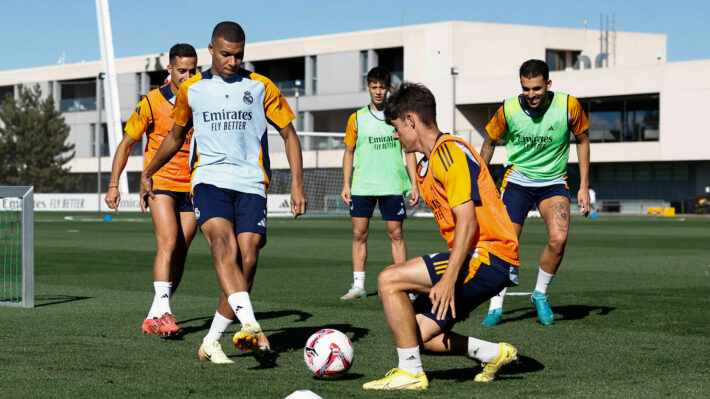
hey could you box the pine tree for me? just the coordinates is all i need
[0,84,77,192]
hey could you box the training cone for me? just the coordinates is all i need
[103,214,113,221]
[590,213,599,219]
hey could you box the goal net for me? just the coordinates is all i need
[0,186,34,308]
[266,132,430,217]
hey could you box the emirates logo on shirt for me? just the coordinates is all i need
[243,91,253,105]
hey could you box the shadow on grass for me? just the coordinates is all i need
[427,355,543,382]
[228,323,369,370]
[496,304,615,325]
[180,310,314,337]
[34,295,91,307]
[310,373,364,381]
[267,323,369,352]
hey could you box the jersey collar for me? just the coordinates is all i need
[518,91,554,118]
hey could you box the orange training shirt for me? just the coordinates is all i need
[124,84,192,192]
[417,133,520,266]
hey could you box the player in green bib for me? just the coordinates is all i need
[339,67,419,299]
[479,59,591,326]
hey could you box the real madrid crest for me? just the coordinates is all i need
[243,91,253,105]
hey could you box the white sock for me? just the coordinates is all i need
[397,346,423,376]
[466,338,501,363]
[489,287,507,311]
[534,266,555,294]
[204,311,233,342]
[227,292,257,325]
[147,281,172,319]
[353,271,365,290]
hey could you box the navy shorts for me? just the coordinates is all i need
[414,249,519,331]
[152,190,193,212]
[350,195,407,221]
[192,184,267,242]
[501,182,569,225]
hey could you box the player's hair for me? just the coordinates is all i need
[367,66,391,87]
[519,59,549,81]
[384,81,437,127]
[212,21,246,44]
[169,43,197,64]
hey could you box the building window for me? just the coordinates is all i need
[376,47,404,84]
[581,94,659,143]
[147,70,168,91]
[60,79,96,112]
[251,57,305,96]
[311,56,317,94]
[361,50,369,89]
[91,122,131,157]
[546,49,582,71]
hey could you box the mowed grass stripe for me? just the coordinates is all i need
[0,212,708,398]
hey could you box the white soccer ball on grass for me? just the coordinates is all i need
[303,329,354,379]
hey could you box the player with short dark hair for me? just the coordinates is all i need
[362,82,520,390]
[105,43,198,338]
[140,21,306,364]
[479,59,591,327]
[339,66,419,300]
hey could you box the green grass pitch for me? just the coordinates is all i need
[1,213,709,398]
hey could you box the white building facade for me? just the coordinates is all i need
[0,21,708,210]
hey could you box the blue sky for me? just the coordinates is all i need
[2,0,708,70]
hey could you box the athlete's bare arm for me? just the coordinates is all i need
[341,145,355,204]
[429,200,478,320]
[105,134,138,214]
[480,135,497,166]
[405,152,420,205]
[139,123,187,212]
[279,123,307,217]
[575,131,591,216]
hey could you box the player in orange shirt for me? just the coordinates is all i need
[362,82,520,391]
[105,43,197,337]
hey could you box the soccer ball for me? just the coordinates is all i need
[303,329,354,378]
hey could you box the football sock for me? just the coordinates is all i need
[534,266,555,294]
[466,337,501,363]
[397,346,424,376]
[353,271,365,290]
[147,281,172,319]
[489,287,507,310]
[204,311,233,342]
[227,292,257,326]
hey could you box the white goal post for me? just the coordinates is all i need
[0,186,34,308]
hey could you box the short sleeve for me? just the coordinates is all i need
[485,105,508,141]
[124,96,152,140]
[171,78,193,127]
[432,141,481,209]
[260,76,295,130]
[568,96,590,136]
[344,113,357,148]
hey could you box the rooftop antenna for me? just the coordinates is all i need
[58,51,66,65]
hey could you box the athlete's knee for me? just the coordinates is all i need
[377,265,402,294]
[352,228,369,243]
[387,227,404,243]
[547,233,568,254]
[239,250,258,269]
[156,234,179,255]
[208,234,236,259]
